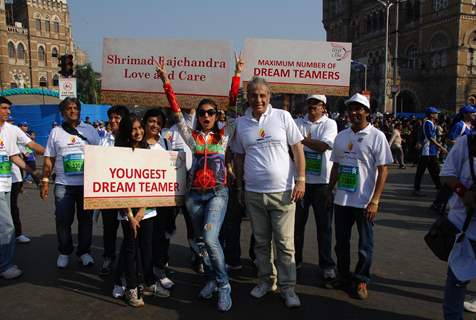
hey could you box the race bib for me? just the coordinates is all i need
[0,153,12,177]
[337,165,359,192]
[305,151,322,176]
[63,153,84,176]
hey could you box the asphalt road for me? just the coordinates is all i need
[1,166,473,320]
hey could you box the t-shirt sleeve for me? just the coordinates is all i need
[321,120,338,149]
[89,127,101,146]
[441,135,466,177]
[285,112,304,145]
[44,130,56,158]
[373,131,394,166]
[231,121,245,154]
[7,135,20,156]
[15,127,32,146]
[330,134,340,163]
[424,121,434,140]
[448,122,464,141]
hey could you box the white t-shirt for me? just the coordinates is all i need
[295,114,337,184]
[12,126,32,183]
[117,207,157,221]
[232,105,303,193]
[44,122,100,186]
[100,132,115,147]
[330,124,393,208]
[0,122,21,192]
[166,125,192,171]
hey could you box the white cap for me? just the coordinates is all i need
[345,93,370,110]
[306,94,327,105]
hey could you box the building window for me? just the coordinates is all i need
[52,47,59,65]
[17,43,25,63]
[39,76,47,87]
[8,42,15,61]
[38,46,46,66]
[45,18,50,33]
[10,82,17,89]
[470,30,476,48]
[433,0,449,12]
[35,17,41,31]
[53,74,59,86]
[406,46,418,70]
[430,33,449,69]
[53,17,60,33]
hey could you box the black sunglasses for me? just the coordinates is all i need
[197,109,217,117]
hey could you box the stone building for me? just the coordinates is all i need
[323,0,476,113]
[0,0,76,90]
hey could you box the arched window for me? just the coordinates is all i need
[45,16,50,33]
[470,30,476,48]
[38,46,46,66]
[35,17,41,31]
[8,42,15,61]
[51,47,58,65]
[430,33,449,68]
[17,43,26,63]
[53,74,59,86]
[39,76,47,87]
[406,46,418,70]
[53,16,60,33]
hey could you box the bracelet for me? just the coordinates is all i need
[369,201,379,206]
[41,177,49,183]
[295,176,306,182]
[454,183,467,198]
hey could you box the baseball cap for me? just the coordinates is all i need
[19,121,28,126]
[345,93,370,111]
[306,94,327,105]
[459,104,476,114]
[425,106,440,115]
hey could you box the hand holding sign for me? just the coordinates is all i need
[155,60,168,84]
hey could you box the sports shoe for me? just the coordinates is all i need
[57,254,69,268]
[464,295,476,313]
[79,253,94,267]
[154,267,175,289]
[250,282,277,298]
[125,288,144,307]
[323,268,336,280]
[16,234,31,244]
[280,287,301,308]
[217,284,232,312]
[0,265,22,279]
[99,258,114,276]
[226,263,243,271]
[199,280,217,299]
[112,285,125,299]
[354,282,369,300]
[143,282,170,298]
[325,276,351,289]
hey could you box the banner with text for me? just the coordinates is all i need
[243,38,352,96]
[84,145,187,210]
[101,38,233,108]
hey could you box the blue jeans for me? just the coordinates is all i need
[185,187,229,286]
[443,267,469,320]
[0,191,15,272]
[334,205,373,283]
[54,184,92,256]
[295,183,335,270]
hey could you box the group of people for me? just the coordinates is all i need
[1,56,475,318]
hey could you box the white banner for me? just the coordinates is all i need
[101,38,233,107]
[243,38,352,96]
[59,77,77,99]
[83,145,187,209]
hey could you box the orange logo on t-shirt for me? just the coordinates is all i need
[0,138,4,148]
[258,128,266,138]
[70,136,77,144]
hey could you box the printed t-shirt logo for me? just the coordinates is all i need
[258,128,266,138]
[0,138,4,148]
[347,142,353,151]
[69,136,78,145]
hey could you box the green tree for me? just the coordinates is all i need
[75,63,100,104]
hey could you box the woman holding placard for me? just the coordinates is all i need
[155,55,242,312]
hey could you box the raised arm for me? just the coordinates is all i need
[229,52,243,108]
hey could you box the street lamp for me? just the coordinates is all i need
[351,60,368,91]
[376,0,393,113]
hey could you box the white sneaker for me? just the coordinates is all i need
[464,295,476,313]
[250,282,277,298]
[143,282,170,298]
[323,268,336,280]
[16,235,31,244]
[159,276,175,289]
[79,253,94,267]
[112,285,125,299]
[57,254,69,268]
[1,265,22,279]
[280,287,301,308]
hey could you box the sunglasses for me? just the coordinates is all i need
[197,109,217,117]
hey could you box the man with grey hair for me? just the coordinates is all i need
[233,77,306,308]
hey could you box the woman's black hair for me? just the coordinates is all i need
[107,105,129,120]
[142,108,167,131]
[59,97,81,113]
[0,96,13,106]
[195,98,222,142]
[115,113,148,149]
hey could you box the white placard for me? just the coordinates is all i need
[59,77,77,99]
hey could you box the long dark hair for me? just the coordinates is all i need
[195,98,222,143]
[115,113,148,149]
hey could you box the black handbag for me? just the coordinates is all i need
[424,135,475,261]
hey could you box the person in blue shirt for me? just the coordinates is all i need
[447,105,476,145]
[413,107,448,196]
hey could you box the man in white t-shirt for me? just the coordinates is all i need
[326,93,393,300]
[0,97,38,279]
[233,77,305,308]
[294,94,337,281]
[41,97,100,269]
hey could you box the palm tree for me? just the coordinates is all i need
[75,63,100,104]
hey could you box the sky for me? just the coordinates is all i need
[68,0,326,72]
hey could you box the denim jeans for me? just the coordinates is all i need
[334,205,373,283]
[443,267,469,320]
[54,184,92,256]
[185,187,229,286]
[295,183,335,270]
[0,191,15,273]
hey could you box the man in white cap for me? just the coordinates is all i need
[294,94,337,281]
[325,93,393,300]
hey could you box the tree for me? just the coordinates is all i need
[75,63,100,104]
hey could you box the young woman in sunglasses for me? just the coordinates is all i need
[155,55,242,312]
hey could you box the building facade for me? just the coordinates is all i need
[323,0,476,112]
[0,0,80,90]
